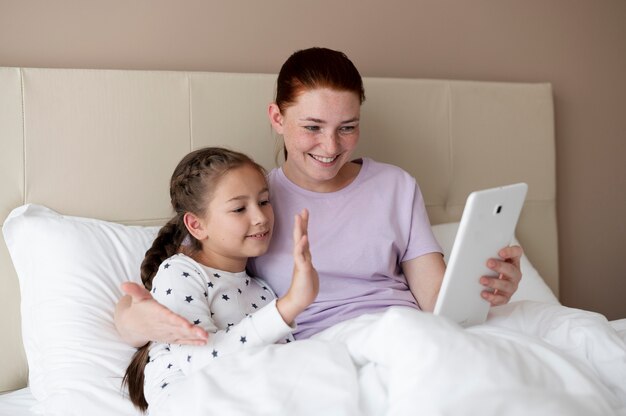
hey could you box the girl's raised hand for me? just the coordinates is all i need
[276,209,319,325]
[292,208,319,306]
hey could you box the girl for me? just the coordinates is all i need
[123,147,318,412]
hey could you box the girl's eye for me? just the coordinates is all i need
[259,199,271,206]
[233,207,246,213]
[304,126,320,132]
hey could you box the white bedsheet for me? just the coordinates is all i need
[0,388,40,416]
[2,304,625,416]
[162,301,626,416]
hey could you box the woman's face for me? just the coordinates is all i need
[270,88,361,192]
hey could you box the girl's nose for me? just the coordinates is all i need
[251,205,268,225]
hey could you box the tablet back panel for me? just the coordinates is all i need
[433,183,528,326]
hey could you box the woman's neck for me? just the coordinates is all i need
[283,160,362,193]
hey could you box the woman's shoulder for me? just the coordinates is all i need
[360,157,416,184]
[266,166,281,181]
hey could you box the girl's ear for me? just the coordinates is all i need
[183,212,208,241]
[268,103,284,135]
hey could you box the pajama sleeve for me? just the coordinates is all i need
[150,258,293,375]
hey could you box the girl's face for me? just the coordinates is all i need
[186,164,274,272]
[270,88,361,192]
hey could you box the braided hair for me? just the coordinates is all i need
[123,147,266,412]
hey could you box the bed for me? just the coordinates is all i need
[0,67,624,415]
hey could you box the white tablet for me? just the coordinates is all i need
[433,182,528,327]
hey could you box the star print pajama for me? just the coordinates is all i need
[143,253,294,410]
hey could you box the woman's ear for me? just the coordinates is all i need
[268,103,284,135]
[183,212,208,241]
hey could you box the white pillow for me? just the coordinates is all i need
[430,222,559,305]
[2,204,157,416]
[1,206,557,416]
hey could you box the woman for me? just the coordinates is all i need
[115,47,522,346]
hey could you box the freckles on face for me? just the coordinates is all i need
[279,88,361,189]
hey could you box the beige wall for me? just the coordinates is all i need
[1,0,624,320]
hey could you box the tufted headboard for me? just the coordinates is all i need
[0,68,557,392]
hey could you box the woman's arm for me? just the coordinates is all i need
[402,245,524,311]
[114,282,208,347]
[402,252,446,312]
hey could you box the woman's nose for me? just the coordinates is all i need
[321,130,340,152]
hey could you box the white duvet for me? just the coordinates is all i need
[155,301,626,416]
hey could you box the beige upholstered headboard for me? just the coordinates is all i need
[0,68,557,392]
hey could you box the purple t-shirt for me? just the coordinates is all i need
[248,158,442,339]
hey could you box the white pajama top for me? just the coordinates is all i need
[143,254,294,409]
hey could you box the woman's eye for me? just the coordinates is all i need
[233,207,246,213]
[340,125,356,133]
[304,126,320,132]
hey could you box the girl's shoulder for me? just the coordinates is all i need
[161,252,199,267]
[155,253,206,280]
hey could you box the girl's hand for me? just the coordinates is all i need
[480,245,523,306]
[115,282,208,347]
[276,209,319,325]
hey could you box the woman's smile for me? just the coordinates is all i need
[309,153,340,165]
[271,88,362,192]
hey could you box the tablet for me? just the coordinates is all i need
[433,182,528,327]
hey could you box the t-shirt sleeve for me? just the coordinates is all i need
[401,181,443,262]
[151,259,293,375]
